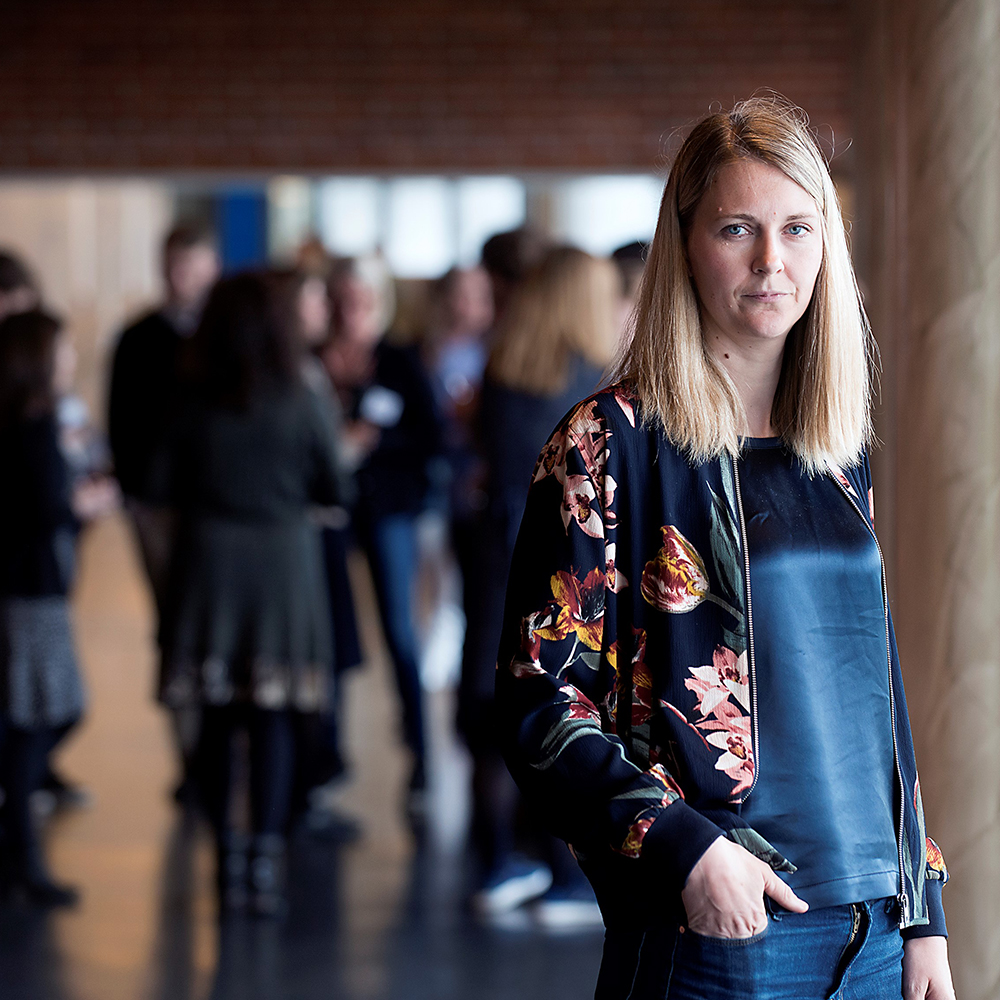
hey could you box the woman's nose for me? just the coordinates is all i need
[752,234,784,275]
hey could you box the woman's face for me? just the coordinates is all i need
[686,158,823,355]
[297,276,331,346]
[332,276,382,346]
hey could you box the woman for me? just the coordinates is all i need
[270,265,363,831]
[0,309,116,906]
[157,273,343,916]
[322,256,442,818]
[494,99,954,998]
[460,247,619,921]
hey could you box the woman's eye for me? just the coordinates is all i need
[724,224,748,236]
[787,224,809,236]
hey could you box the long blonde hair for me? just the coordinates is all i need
[612,97,876,473]
[487,246,619,396]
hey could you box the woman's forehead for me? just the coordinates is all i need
[700,159,819,219]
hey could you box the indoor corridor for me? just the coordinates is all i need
[0,515,603,1000]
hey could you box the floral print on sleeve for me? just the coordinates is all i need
[500,396,699,861]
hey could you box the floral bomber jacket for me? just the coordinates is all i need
[494,385,948,935]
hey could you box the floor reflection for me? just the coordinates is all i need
[0,904,73,1000]
[0,516,604,1000]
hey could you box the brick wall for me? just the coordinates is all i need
[0,0,850,172]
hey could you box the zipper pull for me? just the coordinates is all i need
[897,890,909,928]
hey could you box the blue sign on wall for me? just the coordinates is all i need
[216,187,268,273]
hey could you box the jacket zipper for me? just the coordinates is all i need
[828,472,910,928]
[730,456,761,800]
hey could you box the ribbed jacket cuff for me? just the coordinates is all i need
[639,801,724,893]
[901,880,948,940]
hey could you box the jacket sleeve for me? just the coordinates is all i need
[494,399,723,893]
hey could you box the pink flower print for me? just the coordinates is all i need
[561,475,604,538]
[827,461,859,499]
[703,706,754,794]
[509,658,547,679]
[684,645,754,797]
[605,542,628,593]
[602,473,618,519]
[566,401,610,487]
[685,647,750,716]
[567,399,603,438]
[533,432,570,485]
[614,389,636,427]
[558,683,602,723]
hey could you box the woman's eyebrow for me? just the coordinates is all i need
[717,211,819,222]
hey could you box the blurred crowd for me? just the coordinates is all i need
[0,221,646,928]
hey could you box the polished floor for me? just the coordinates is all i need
[0,516,603,1000]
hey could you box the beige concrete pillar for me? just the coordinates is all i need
[875,1,1000,996]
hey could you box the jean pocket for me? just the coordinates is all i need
[685,921,770,947]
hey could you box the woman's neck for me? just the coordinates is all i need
[705,331,786,439]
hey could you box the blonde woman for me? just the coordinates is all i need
[494,100,954,997]
[459,246,619,922]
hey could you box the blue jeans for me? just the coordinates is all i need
[596,899,903,1000]
[357,514,425,764]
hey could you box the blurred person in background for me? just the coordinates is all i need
[421,266,494,693]
[611,240,647,335]
[480,227,548,321]
[322,256,442,821]
[154,273,343,918]
[0,251,40,321]
[0,250,107,817]
[424,265,494,519]
[459,246,619,927]
[270,265,363,840]
[0,310,117,907]
[108,222,220,804]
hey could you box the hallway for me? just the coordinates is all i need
[0,516,603,1000]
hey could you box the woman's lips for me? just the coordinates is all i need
[743,291,790,302]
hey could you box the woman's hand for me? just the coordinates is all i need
[903,936,955,999]
[680,836,808,939]
[340,420,381,466]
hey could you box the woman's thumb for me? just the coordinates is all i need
[762,870,809,914]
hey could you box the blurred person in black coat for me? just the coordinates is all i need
[107,223,220,802]
[108,223,220,606]
[0,310,118,907]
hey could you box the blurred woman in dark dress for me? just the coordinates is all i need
[156,274,343,916]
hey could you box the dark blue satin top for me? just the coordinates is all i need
[738,438,899,909]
